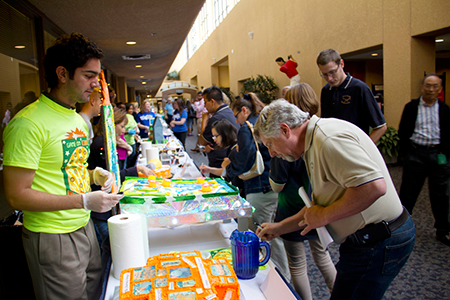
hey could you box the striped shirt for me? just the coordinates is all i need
[410,96,440,146]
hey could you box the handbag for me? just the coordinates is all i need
[238,121,265,180]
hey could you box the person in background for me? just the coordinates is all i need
[89,106,154,275]
[116,102,126,110]
[170,98,188,148]
[12,91,38,118]
[130,101,139,121]
[200,86,240,174]
[398,73,450,246]
[222,92,231,105]
[137,99,155,139]
[124,103,139,167]
[276,55,300,86]
[186,100,196,136]
[255,100,415,300]
[3,32,122,300]
[78,88,102,145]
[265,83,336,299]
[316,48,386,143]
[226,93,290,281]
[199,119,238,177]
[115,108,132,169]
[164,97,174,124]
[192,91,207,152]
[108,86,116,105]
[2,102,12,128]
[281,86,291,99]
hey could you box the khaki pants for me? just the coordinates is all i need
[22,220,102,300]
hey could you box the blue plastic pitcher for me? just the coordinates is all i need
[230,229,271,279]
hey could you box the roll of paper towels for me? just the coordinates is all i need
[108,214,149,279]
[146,147,159,162]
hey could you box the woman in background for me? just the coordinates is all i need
[258,83,336,299]
[199,119,237,177]
[186,100,196,136]
[124,103,139,167]
[137,99,155,139]
[226,93,290,280]
[170,98,188,148]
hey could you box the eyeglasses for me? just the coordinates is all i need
[319,65,340,78]
[234,110,241,118]
[212,134,220,140]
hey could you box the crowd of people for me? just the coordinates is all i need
[2,30,449,300]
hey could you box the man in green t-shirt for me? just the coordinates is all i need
[3,33,123,300]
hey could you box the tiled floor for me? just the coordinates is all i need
[184,122,450,299]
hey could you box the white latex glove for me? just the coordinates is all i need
[92,167,114,192]
[82,191,124,213]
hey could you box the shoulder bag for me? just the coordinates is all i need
[238,121,265,180]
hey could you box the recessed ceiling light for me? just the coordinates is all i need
[135,65,142,68]
[140,76,144,78]
[371,53,378,56]
[436,39,444,43]
[142,82,146,84]
[126,41,137,45]
[15,45,25,49]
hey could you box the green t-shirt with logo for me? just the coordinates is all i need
[124,114,137,145]
[3,93,91,234]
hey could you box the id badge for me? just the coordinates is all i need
[437,153,447,165]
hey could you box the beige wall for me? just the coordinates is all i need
[179,0,450,129]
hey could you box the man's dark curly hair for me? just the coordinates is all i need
[43,32,104,89]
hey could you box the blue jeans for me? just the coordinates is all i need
[92,217,111,274]
[330,215,416,300]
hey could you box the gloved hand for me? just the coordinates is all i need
[92,167,114,192]
[128,128,136,135]
[82,191,124,213]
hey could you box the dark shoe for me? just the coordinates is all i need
[191,148,200,152]
[436,234,450,246]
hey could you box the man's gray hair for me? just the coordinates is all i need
[254,99,309,142]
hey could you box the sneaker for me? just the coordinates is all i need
[436,234,450,246]
[190,148,200,152]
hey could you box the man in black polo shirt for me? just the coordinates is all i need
[317,48,386,143]
[399,73,450,246]
[200,86,240,175]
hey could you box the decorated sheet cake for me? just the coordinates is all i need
[119,177,239,203]
[119,251,239,300]
[119,177,253,227]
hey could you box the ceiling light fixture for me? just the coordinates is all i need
[436,38,444,43]
[140,76,144,78]
[142,82,146,84]
[135,65,142,68]
[371,53,378,56]
[122,54,151,61]
[15,45,25,49]
[126,41,136,45]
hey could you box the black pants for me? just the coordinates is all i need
[173,131,187,149]
[400,147,450,235]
